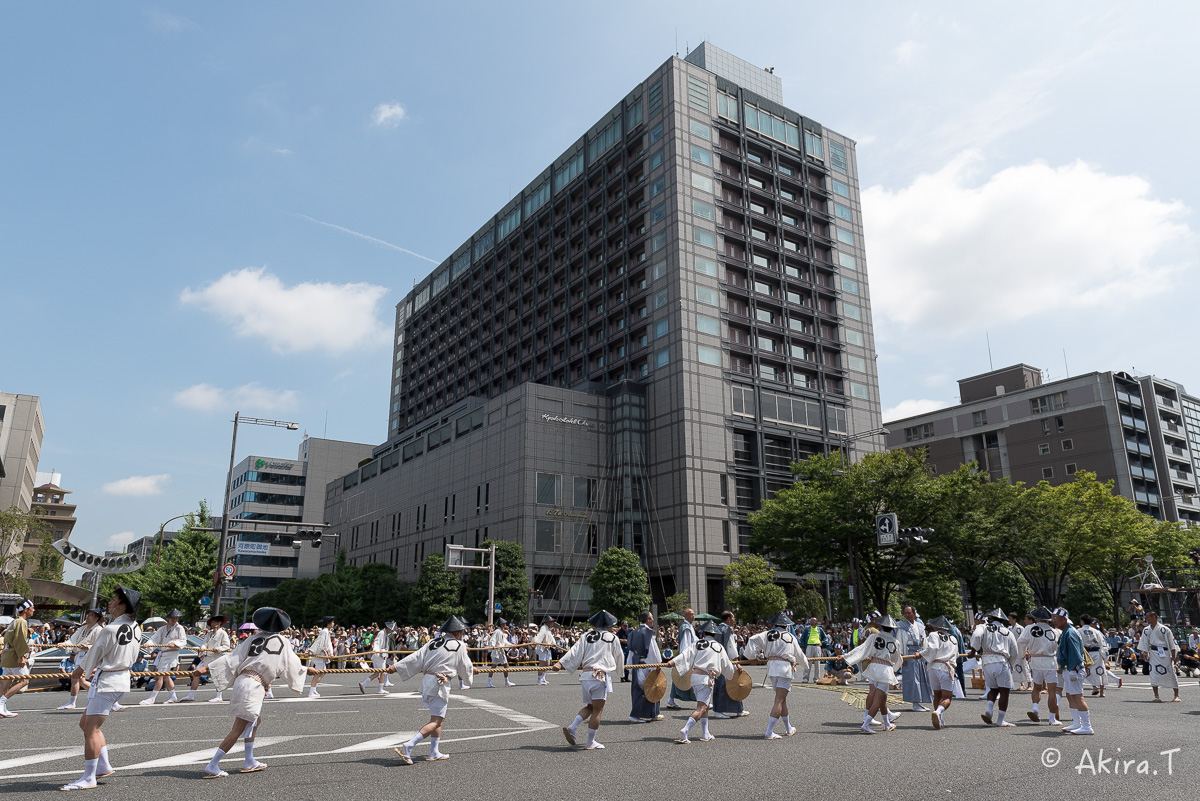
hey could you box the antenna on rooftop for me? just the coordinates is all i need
[1063,348,1070,378]
[675,28,678,56]
[986,332,993,371]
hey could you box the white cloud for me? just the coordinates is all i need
[883,399,950,423]
[102,474,171,497]
[372,102,406,128]
[107,531,137,550]
[173,382,300,414]
[863,153,1191,336]
[148,9,199,33]
[894,40,919,64]
[180,267,391,354]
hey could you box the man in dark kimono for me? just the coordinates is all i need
[712,610,747,718]
[626,611,663,723]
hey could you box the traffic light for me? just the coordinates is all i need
[898,527,934,545]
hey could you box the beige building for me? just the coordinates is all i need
[19,471,77,578]
[0,390,45,580]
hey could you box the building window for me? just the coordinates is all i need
[1042,467,1054,479]
[689,119,711,139]
[696,286,719,306]
[694,229,716,248]
[832,179,850,198]
[535,473,561,505]
[690,145,713,167]
[572,523,598,555]
[648,80,663,117]
[840,277,860,295]
[654,318,669,338]
[731,385,755,417]
[803,131,824,159]
[1062,439,1074,451]
[717,91,738,122]
[829,140,848,173]
[720,474,729,505]
[697,345,721,366]
[535,520,560,553]
[834,202,853,221]
[845,329,864,346]
[687,75,709,113]
[838,252,857,270]
[1065,463,1077,475]
[694,255,718,276]
[693,199,715,220]
[1056,416,1065,433]
[1038,443,1051,455]
[847,355,867,372]
[973,410,987,427]
[905,424,935,442]
[573,477,597,508]
[849,382,869,400]
[696,314,719,335]
[835,227,855,245]
[843,302,862,321]
[1030,391,1069,415]
[649,149,663,170]
[691,173,713,193]
[654,348,670,368]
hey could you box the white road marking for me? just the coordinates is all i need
[118,735,303,770]
[0,747,84,771]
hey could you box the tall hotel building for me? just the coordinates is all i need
[323,44,883,615]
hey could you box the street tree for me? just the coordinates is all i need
[725,554,787,623]
[976,561,1036,618]
[408,552,464,627]
[29,531,64,582]
[587,547,650,623]
[462,539,528,623]
[0,506,49,592]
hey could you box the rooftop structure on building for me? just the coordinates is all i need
[0,390,45,578]
[886,364,1200,525]
[326,44,883,615]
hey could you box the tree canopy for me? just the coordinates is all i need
[587,547,651,623]
[725,554,788,623]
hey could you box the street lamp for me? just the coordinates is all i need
[838,426,889,467]
[213,412,299,615]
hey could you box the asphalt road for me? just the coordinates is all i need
[1,670,1196,799]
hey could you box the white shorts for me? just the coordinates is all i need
[1060,669,1084,696]
[155,655,180,671]
[535,647,552,662]
[690,676,715,706]
[2,666,31,676]
[928,664,956,693]
[85,684,125,717]
[1030,667,1058,687]
[370,655,388,670]
[228,674,267,722]
[490,653,508,665]
[869,680,891,694]
[770,676,792,691]
[312,658,328,670]
[580,678,610,703]
[982,662,1012,690]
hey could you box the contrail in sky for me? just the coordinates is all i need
[291,212,439,264]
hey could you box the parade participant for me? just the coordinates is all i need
[1008,612,1030,691]
[1017,607,1061,725]
[743,611,809,739]
[486,619,515,688]
[798,617,828,683]
[1053,607,1093,734]
[390,616,478,764]
[918,616,958,729]
[667,621,738,743]
[308,616,336,697]
[183,616,231,703]
[971,608,1018,727]
[534,616,556,686]
[627,611,663,723]
[552,610,625,750]
[140,609,187,705]
[360,622,396,695]
[1138,610,1180,702]
[0,599,36,718]
[844,614,903,733]
[712,610,748,718]
[896,606,932,712]
[193,607,316,778]
[664,607,697,709]
[57,608,105,710]
[59,586,142,791]
[1078,616,1109,698]
[946,617,967,692]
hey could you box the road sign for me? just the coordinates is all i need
[494,602,502,612]
[222,563,236,579]
[201,596,211,606]
[876,513,898,547]
[848,586,855,600]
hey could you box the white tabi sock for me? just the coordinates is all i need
[767,716,779,736]
[996,710,1006,725]
[781,714,790,730]
[406,732,424,749]
[243,741,257,767]
[699,718,710,738]
[166,691,177,703]
[184,690,195,701]
[861,712,872,729]
[1079,710,1091,730]
[585,728,598,747]
[81,758,98,783]
[986,700,994,716]
[429,736,443,757]
[97,746,112,775]
[1031,702,1039,714]
[69,695,78,705]
[569,714,584,734]
[205,748,226,773]
[682,717,696,736]
[147,691,159,703]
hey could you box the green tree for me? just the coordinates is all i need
[786,579,828,621]
[751,451,940,611]
[29,532,64,582]
[140,528,219,621]
[903,572,966,622]
[462,540,528,623]
[587,547,651,623]
[976,561,1036,618]
[251,577,314,625]
[302,550,366,625]
[0,506,50,592]
[725,554,788,623]
[1064,573,1113,624]
[408,553,463,627]
[665,591,691,614]
[360,562,412,624]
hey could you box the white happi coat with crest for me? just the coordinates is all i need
[394,633,475,704]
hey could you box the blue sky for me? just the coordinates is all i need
[2,3,1196,580]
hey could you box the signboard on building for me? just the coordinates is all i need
[235,540,272,556]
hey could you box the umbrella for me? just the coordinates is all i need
[51,617,79,626]
[659,613,683,621]
[694,613,721,622]
[0,616,13,626]
[142,616,167,630]
[27,619,44,628]
[238,622,258,631]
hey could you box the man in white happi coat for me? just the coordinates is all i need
[844,614,903,734]
[970,608,1019,728]
[667,620,739,743]
[1017,607,1062,725]
[665,608,698,708]
[1008,612,1031,690]
[553,609,625,751]
[1078,615,1110,698]
[390,616,478,764]
[534,615,557,685]
[486,619,515,688]
[359,622,396,694]
[193,607,317,778]
[183,615,232,703]
[140,609,187,705]
[918,616,960,729]
[57,608,104,711]
[744,611,809,739]
[308,616,336,697]
[1138,610,1180,702]
[59,586,143,791]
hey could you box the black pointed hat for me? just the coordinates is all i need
[589,610,618,628]
[252,607,291,633]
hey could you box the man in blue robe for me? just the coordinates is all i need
[896,606,933,711]
[665,608,697,709]
[627,611,662,722]
[711,611,747,718]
